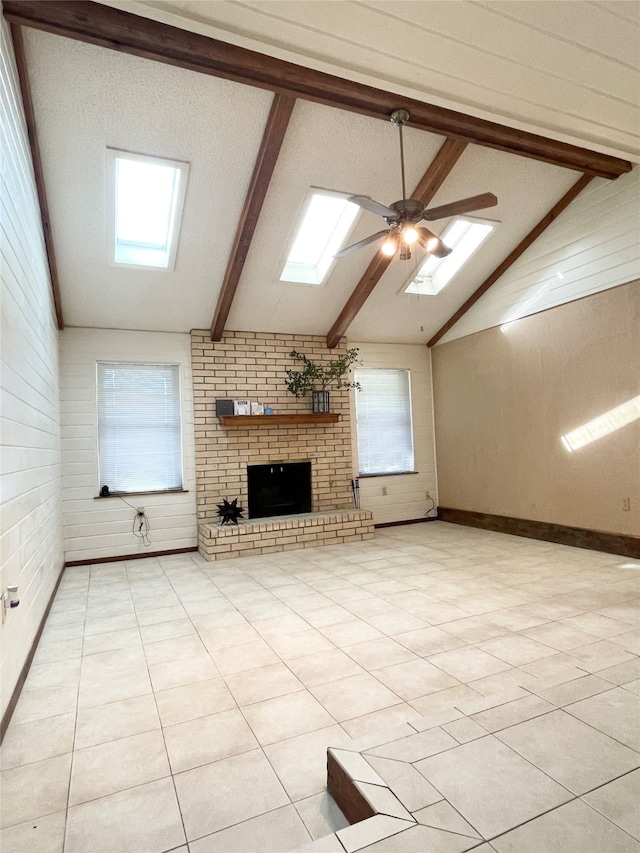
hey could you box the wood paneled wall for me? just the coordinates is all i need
[0,18,63,718]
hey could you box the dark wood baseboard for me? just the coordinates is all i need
[1,560,66,743]
[65,546,198,567]
[375,516,439,529]
[438,507,640,559]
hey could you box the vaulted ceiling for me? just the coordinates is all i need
[4,1,638,346]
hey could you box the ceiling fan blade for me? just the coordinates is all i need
[348,195,397,218]
[416,227,452,258]
[334,229,389,259]
[421,192,498,221]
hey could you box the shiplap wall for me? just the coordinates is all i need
[350,342,437,525]
[441,169,640,343]
[59,328,197,561]
[0,18,64,719]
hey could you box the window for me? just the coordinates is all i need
[107,149,189,269]
[280,189,359,284]
[404,217,494,296]
[355,369,414,475]
[97,362,183,494]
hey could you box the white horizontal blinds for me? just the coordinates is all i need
[97,362,183,493]
[355,369,414,474]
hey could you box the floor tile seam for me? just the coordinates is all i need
[492,712,640,790]
[486,782,640,847]
[181,799,313,849]
[0,803,68,834]
[421,723,579,803]
[421,646,517,682]
[470,705,561,737]
[67,761,174,811]
[578,770,640,841]
[130,586,190,850]
[303,657,410,712]
[170,577,345,749]
[576,765,640,802]
[561,694,640,753]
[408,784,485,839]
[478,626,581,658]
[385,723,500,763]
[0,738,75,773]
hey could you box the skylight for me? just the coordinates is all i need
[404,217,494,296]
[108,149,189,270]
[280,190,359,285]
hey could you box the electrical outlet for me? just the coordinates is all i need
[136,506,145,515]
[382,487,388,496]
[622,498,631,512]
[425,491,430,500]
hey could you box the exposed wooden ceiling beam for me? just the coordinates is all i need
[10,23,64,329]
[210,94,295,341]
[2,1,632,180]
[427,173,595,347]
[326,138,468,349]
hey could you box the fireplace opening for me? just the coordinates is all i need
[247,462,312,519]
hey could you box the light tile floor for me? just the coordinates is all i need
[0,522,638,852]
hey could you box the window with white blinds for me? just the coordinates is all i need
[355,369,415,475]
[97,362,183,494]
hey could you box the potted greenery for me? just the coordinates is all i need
[285,348,361,412]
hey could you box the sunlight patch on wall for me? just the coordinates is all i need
[501,273,563,332]
[561,395,640,452]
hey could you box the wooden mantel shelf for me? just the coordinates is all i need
[218,413,340,427]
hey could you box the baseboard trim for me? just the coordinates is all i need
[1,560,66,743]
[375,517,438,529]
[438,507,640,559]
[65,546,198,567]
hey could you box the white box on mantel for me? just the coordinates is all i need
[234,399,251,415]
[251,402,264,415]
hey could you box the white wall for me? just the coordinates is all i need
[59,328,197,561]
[0,18,64,719]
[441,169,640,343]
[350,342,437,525]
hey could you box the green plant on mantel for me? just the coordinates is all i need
[284,348,361,398]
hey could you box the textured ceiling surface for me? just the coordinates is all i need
[20,2,639,341]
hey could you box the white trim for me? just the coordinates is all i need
[279,187,360,285]
[106,148,190,271]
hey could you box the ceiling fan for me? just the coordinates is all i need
[334,110,498,262]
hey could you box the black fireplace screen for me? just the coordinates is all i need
[247,462,312,519]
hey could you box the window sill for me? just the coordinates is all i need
[358,471,419,478]
[95,489,189,499]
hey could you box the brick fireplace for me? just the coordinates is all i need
[191,330,373,560]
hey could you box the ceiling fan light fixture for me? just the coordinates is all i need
[381,234,398,256]
[399,241,412,261]
[402,225,419,244]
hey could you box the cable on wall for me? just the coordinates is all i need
[118,496,152,546]
[424,493,438,519]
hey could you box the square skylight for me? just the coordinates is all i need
[280,189,359,285]
[404,217,494,296]
[107,149,189,270]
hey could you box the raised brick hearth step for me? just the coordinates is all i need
[198,509,374,561]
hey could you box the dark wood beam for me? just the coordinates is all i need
[326,138,468,348]
[2,1,632,179]
[10,23,63,329]
[427,173,595,347]
[210,94,295,341]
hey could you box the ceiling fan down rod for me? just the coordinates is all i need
[391,109,410,203]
